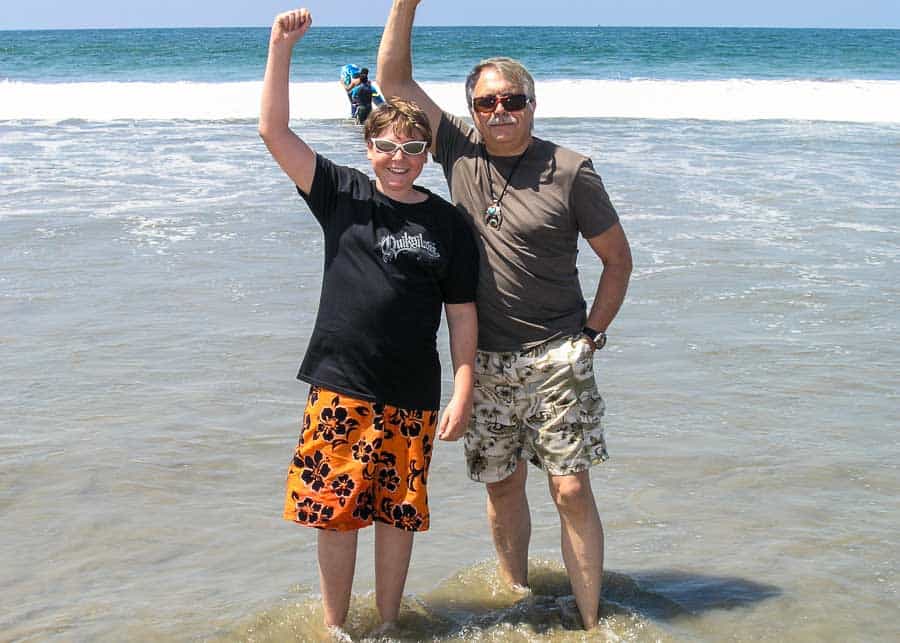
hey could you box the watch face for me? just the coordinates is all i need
[596,332,607,350]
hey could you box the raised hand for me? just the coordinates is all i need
[260,7,317,194]
[271,8,312,46]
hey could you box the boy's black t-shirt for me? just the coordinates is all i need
[295,154,478,410]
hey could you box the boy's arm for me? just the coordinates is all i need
[376,0,444,152]
[437,302,477,441]
[259,9,316,194]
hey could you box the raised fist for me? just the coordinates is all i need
[271,8,312,46]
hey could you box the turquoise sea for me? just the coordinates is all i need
[4,26,900,82]
[1,26,899,641]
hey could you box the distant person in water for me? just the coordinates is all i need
[260,7,479,634]
[350,67,375,124]
[340,63,362,117]
[342,64,385,121]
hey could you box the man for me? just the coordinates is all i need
[376,0,632,630]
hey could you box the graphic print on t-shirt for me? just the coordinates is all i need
[295,154,478,409]
[377,231,441,264]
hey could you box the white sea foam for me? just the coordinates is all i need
[829,222,892,233]
[2,78,900,123]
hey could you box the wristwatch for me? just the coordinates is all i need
[581,326,607,350]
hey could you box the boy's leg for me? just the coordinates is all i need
[373,522,414,623]
[370,404,436,623]
[317,529,359,627]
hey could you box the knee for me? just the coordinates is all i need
[486,468,526,504]
[549,474,595,514]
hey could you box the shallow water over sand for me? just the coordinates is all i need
[1,118,898,641]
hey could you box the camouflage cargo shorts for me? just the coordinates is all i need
[464,334,608,483]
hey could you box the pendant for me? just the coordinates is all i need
[484,201,502,229]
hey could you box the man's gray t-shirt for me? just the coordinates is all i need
[433,112,619,352]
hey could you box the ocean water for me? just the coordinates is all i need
[1,26,899,642]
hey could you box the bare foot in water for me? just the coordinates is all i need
[368,620,400,639]
[326,624,353,642]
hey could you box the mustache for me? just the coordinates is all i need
[487,114,517,126]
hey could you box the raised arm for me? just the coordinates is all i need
[437,302,477,441]
[376,0,443,150]
[259,9,316,194]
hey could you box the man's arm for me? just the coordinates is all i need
[437,302,477,441]
[259,9,316,194]
[584,222,633,338]
[376,0,444,151]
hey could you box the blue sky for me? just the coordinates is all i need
[2,0,899,29]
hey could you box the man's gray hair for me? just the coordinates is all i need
[464,57,536,108]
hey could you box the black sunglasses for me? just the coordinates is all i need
[471,94,531,114]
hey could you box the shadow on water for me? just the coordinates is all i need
[623,569,783,620]
[222,560,781,642]
[416,562,782,639]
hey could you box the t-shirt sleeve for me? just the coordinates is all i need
[433,112,478,176]
[440,208,480,304]
[570,159,620,239]
[295,154,367,229]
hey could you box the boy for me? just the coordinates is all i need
[259,8,478,633]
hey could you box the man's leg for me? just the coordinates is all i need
[547,469,604,629]
[317,529,359,627]
[485,459,531,588]
[373,522,415,623]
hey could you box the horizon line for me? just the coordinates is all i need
[3,23,899,31]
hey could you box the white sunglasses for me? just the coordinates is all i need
[370,138,428,156]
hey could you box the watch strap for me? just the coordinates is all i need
[581,326,607,350]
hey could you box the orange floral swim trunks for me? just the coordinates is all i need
[284,386,437,532]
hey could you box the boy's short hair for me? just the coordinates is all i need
[363,97,433,146]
